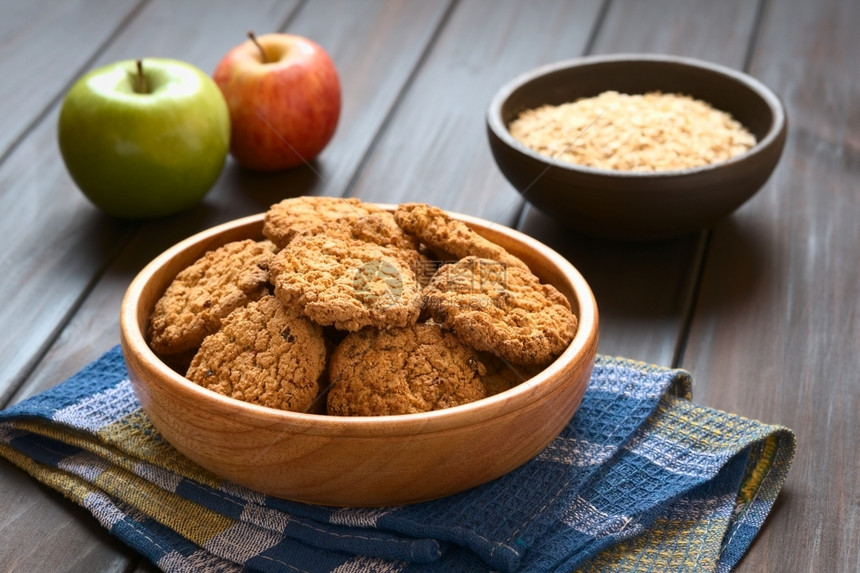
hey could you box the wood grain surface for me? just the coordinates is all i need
[0,0,143,160]
[683,0,860,570]
[0,0,857,571]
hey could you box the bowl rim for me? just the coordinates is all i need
[486,52,787,179]
[120,207,599,437]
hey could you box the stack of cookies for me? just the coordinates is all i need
[148,198,578,416]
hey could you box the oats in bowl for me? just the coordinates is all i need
[509,90,756,171]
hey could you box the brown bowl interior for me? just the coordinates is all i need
[120,209,599,506]
[487,54,787,240]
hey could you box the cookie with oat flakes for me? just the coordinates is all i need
[270,231,422,331]
[347,211,417,251]
[186,295,327,412]
[393,203,529,271]
[477,352,545,397]
[330,211,435,287]
[263,196,382,249]
[422,256,577,366]
[149,239,273,355]
[327,322,487,416]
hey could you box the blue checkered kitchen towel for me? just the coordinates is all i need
[0,346,794,572]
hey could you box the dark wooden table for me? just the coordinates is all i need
[1,1,857,571]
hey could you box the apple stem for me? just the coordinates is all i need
[135,59,148,94]
[247,31,267,63]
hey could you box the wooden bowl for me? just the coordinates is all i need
[120,208,598,506]
[487,53,787,240]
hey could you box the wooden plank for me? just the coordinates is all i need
[592,0,760,59]
[518,0,761,365]
[0,464,138,572]
[0,111,133,406]
[348,0,604,224]
[286,0,459,198]
[681,0,860,571]
[0,0,143,161]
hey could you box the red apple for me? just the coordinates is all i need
[213,32,341,171]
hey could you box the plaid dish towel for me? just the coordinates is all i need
[0,346,794,573]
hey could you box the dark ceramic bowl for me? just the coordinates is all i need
[487,54,787,240]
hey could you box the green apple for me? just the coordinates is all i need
[58,58,230,218]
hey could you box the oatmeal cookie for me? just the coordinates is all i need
[423,256,577,365]
[270,232,422,331]
[327,322,487,416]
[393,203,528,271]
[315,211,432,277]
[186,295,327,412]
[345,212,435,287]
[263,196,382,249]
[149,239,273,354]
[348,211,417,250]
[477,352,545,396]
